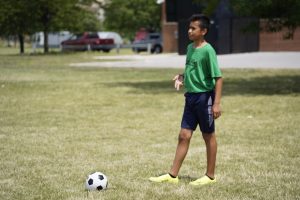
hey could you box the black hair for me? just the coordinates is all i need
[189,14,210,34]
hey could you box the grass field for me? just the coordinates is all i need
[0,47,300,200]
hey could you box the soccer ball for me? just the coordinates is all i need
[85,172,108,191]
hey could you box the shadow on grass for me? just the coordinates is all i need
[178,175,198,182]
[105,75,300,95]
[107,80,175,94]
[223,75,300,95]
[156,173,197,182]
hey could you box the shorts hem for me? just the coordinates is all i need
[181,125,196,131]
[200,130,215,134]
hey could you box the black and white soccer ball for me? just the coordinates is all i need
[85,172,108,191]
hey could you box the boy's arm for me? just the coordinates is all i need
[213,77,223,119]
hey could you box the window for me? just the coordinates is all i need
[150,35,160,39]
[87,33,99,39]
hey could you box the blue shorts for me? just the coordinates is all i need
[181,91,215,134]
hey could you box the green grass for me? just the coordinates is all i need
[0,48,300,200]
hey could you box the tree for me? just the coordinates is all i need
[0,0,101,54]
[0,0,37,53]
[32,0,101,53]
[103,0,161,40]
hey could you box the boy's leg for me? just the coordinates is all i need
[149,128,192,183]
[202,132,217,178]
[189,91,217,185]
[189,132,217,186]
[169,128,193,177]
[149,93,195,183]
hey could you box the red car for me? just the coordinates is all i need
[61,32,114,52]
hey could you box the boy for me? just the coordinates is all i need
[149,14,223,186]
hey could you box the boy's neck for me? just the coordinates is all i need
[193,38,207,48]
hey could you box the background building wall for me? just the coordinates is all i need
[161,1,178,52]
[162,22,178,52]
[259,20,300,51]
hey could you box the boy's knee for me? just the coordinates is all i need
[178,129,192,142]
[202,132,216,142]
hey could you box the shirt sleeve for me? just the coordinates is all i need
[207,48,222,78]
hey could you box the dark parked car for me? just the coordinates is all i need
[132,32,163,54]
[61,32,114,52]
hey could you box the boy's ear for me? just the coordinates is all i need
[201,28,208,36]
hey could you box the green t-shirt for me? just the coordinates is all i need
[184,43,222,93]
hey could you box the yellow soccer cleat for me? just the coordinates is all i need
[149,174,179,184]
[189,175,216,186]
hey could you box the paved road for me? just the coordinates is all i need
[70,52,300,69]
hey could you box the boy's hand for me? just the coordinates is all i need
[212,103,221,119]
[173,74,184,91]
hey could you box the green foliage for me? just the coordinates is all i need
[0,0,101,53]
[193,0,220,16]
[0,0,38,53]
[0,0,36,35]
[0,0,100,35]
[103,0,161,39]
[230,0,300,38]
[32,0,101,33]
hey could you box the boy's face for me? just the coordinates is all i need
[188,20,207,41]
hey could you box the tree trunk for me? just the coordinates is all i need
[43,29,49,53]
[41,6,51,54]
[18,34,24,54]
